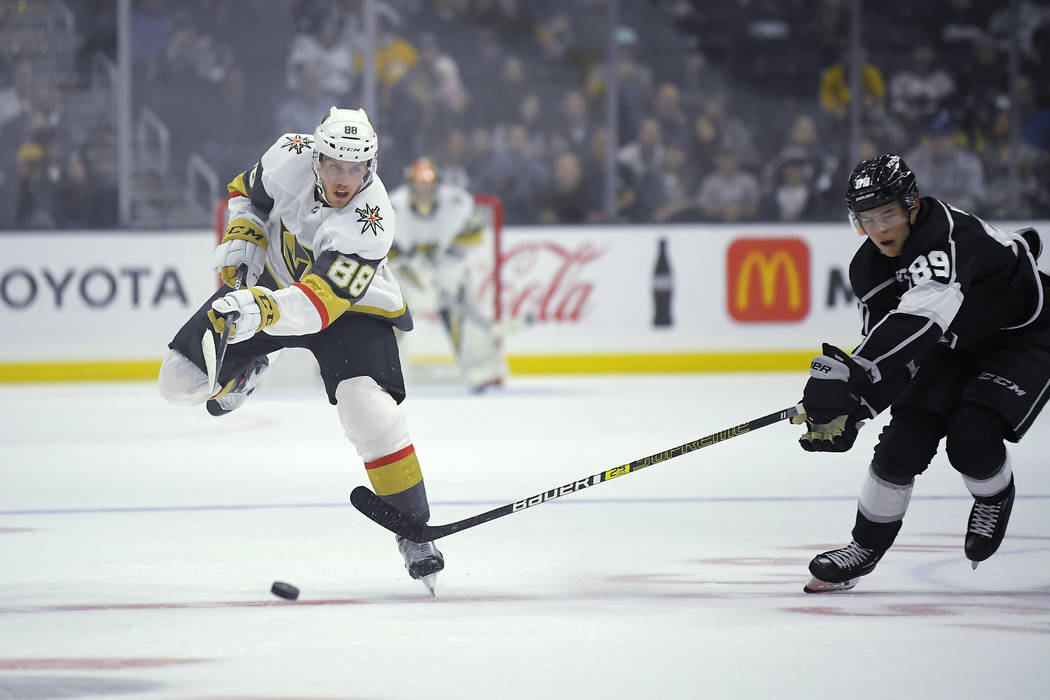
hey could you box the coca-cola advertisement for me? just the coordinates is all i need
[476,239,605,323]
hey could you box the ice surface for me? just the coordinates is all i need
[1,374,1048,699]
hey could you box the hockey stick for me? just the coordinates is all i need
[350,404,800,542]
[202,264,248,393]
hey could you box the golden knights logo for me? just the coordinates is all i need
[281,135,313,154]
[355,203,384,236]
[280,219,314,280]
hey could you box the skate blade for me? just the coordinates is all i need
[421,573,438,596]
[971,560,979,570]
[803,576,858,593]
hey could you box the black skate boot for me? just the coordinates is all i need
[397,535,445,595]
[804,541,884,593]
[965,476,1015,569]
[206,355,269,416]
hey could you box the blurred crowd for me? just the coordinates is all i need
[2,0,1050,228]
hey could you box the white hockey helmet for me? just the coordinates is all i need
[312,107,378,202]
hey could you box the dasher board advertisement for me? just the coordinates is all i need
[2,232,215,377]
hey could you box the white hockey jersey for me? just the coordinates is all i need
[388,182,481,259]
[224,132,409,335]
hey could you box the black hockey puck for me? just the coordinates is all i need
[270,581,299,600]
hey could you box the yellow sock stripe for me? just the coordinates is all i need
[364,444,424,497]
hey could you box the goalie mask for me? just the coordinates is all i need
[406,157,439,206]
[312,106,378,205]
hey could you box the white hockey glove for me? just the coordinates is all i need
[208,287,281,344]
[213,211,269,287]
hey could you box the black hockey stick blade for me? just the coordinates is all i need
[350,404,800,542]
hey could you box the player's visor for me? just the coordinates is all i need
[850,208,909,235]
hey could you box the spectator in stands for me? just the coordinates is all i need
[477,124,548,225]
[536,152,602,224]
[555,89,593,161]
[764,155,821,222]
[689,113,723,175]
[761,114,839,217]
[55,148,117,228]
[275,62,336,136]
[818,48,885,123]
[617,117,667,221]
[650,144,700,223]
[698,88,759,168]
[653,83,690,148]
[15,141,57,229]
[905,111,985,213]
[679,51,726,115]
[436,128,472,190]
[859,90,910,155]
[888,44,957,135]
[285,3,355,103]
[696,149,760,222]
[0,60,35,136]
[979,106,1044,218]
[954,38,1007,142]
[1018,76,1050,151]
[585,25,652,142]
[490,56,529,127]
[468,127,494,182]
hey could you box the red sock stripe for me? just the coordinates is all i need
[365,444,416,470]
[292,282,330,329]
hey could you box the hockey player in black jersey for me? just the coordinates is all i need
[794,153,1050,592]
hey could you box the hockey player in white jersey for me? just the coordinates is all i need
[388,157,508,392]
[157,107,444,593]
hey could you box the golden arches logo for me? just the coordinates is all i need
[727,238,809,322]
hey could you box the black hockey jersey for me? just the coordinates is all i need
[849,197,1047,387]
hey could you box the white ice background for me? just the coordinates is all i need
[1,373,1048,699]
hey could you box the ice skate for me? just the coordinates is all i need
[804,540,884,593]
[966,476,1015,569]
[397,535,444,595]
[206,355,269,416]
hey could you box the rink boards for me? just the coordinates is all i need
[2,221,1047,381]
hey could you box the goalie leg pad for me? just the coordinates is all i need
[336,376,430,522]
[452,311,509,391]
[157,350,211,406]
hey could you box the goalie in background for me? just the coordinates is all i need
[388,157,509,393]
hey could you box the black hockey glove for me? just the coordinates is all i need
[793,343,871,453]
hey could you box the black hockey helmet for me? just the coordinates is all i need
[844,154,918,214]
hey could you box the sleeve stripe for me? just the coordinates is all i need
[855,315,939,375]
[860,277,896,303]
[292,282,330,329]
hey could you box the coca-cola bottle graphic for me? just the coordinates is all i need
[653,237,673,327]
